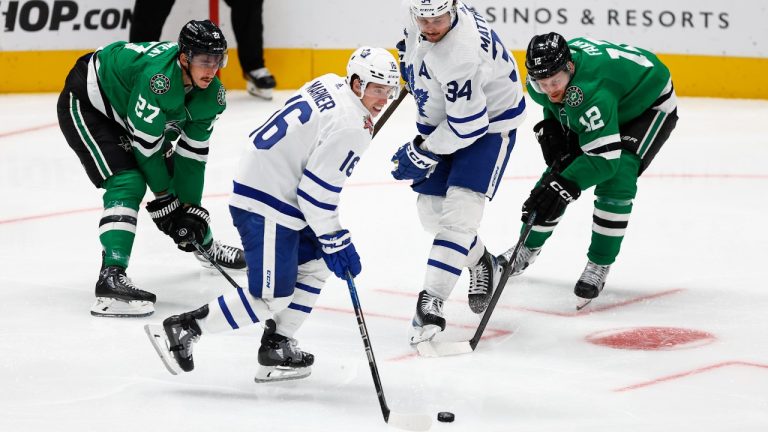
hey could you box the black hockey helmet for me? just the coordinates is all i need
[525,32,571,80]
[178,19,228,67]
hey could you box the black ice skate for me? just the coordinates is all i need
[575,261,611,310]
[505,245,541,276]
[255,319,314,383]
[193,240,247,271]
[91,266,156,318]
[144,305,208,375]
[468,249,506,314]
[410,290,447,345]
[245,67,277,100]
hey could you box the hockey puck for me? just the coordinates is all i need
[437,411,455,422]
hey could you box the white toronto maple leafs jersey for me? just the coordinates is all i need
[229,74,373,236]
[401,1,526,154]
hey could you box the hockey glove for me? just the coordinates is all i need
[533,119,580,169]
[522,172,581,224]
[146,194,182,237]
[171,205,211,252]
[318,229,362,280]
[391,136,441,181]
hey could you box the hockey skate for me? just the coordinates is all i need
[193,240,247,271]
[91,266,156,317]
[245,67,276,100]
[410,290,447,345]
[254,320,314,383]
[504,245,541,276]
[575,261,611,310]
[468,249,507,314]
[144,305,208,375]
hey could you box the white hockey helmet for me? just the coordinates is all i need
[410,0,456,19]
[346,47,401,99]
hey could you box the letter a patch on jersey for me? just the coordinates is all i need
[150,74,171,95]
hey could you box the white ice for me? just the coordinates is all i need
[1,91,767,431]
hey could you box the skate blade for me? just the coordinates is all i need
[254,365,311,383]
[246,86,274,101]
[416,340,473,357]
[409,324,442,345]
[575,297,593,311]
[90,297,154,318]
[144,324,181,375]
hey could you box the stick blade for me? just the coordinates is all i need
[387,412,433,431]
[416,340,474,357]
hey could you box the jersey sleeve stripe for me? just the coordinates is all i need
[447,123,488,139]
[177,138,209,156]
[490,97,526,123]
[417,123,437,135]
[303,169,342,193]
[447,107,487,124]
[581,134,621,152]
[233,181,305,219]
[297,188,338,211]
[179,132,209,149]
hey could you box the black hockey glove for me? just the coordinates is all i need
[170,205,211,252]
[522,172,581,224]
[533,119,580,169]
[146,194,182,237]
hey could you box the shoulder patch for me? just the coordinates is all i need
[149,73,170,95]
[217,86,226,106]
[565,85,583,107]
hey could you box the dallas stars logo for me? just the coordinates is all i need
[150,73,170,95]
[565,85,583,107]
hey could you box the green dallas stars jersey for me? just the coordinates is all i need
[526,37,670,190]
[93,41,226,202]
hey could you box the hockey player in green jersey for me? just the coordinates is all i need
[57,20,246,318]
[504,32,679,307]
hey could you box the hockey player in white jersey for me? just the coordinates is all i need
[145,47,401,382]
[392,0,526,344]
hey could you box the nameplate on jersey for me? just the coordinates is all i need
[306,81,336,112]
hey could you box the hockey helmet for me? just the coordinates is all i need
[346,47,401,99]
[410,0,456,19]
[178,19,228,68]
[525,32,572,80]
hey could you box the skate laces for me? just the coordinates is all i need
[208,240,239,264]
[468,258,492,295]
[118,274,140,291]
[580,262,610,286]
[419,292,444,317]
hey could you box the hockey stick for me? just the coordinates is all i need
[416,212,537,357]
[345,272,432,431]
[190,240,244,290]
[372,87,408,139]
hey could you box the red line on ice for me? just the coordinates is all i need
[614,361,768,392]
[0,122,59,139]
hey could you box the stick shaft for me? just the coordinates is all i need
[190,240,244,291]
[345,273,391,422]
[372,87,408,139]
[469,212,537,349]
